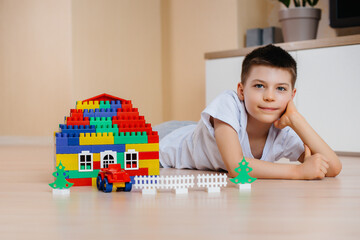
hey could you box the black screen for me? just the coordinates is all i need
[330,0,360,28]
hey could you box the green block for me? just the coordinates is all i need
[114,131,148,144]
[100,101,111,109]
[117,152,124,169]
[96,124,119,134]
[90,117,112,128]
[68,170,100,179]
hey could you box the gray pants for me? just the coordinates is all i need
[153,121,197,167]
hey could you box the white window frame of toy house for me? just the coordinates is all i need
[100,150,117,168]
[78,151,93,172]
[125,149,139,170]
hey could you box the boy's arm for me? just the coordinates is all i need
[213,118,315,179]
[274,100,342,177]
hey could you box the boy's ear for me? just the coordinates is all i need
[292,88,297,99]
[237,83,245,101]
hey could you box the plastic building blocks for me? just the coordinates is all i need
[139,151,159,160]
[66,116,90,126]
[116,108,139,118]
[54,93,159,186]
[96,164,132,192]
[114,131,147,144]
[79,132,114,145]
[90,117,112,128]
[66,178,93,186]
[139,160,160,175]
[59,124,96,135]
[99,100,111,109]
[83,108,118,118]
[111,101,122,110]
[125,143,159,152]
[95,124,118,134]
[147,131,159,143]
[76,100,100,110]
[230,157,257,190]
[70,109,83,118]
[56,154,78,170]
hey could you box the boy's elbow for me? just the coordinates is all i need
[327,161,342,177]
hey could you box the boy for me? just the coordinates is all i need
[157,44,342,180]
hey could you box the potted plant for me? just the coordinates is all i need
[278,0,321,42]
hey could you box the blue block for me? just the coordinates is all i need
[91,144,125,153]
[94,108,117,118]
[110,100,122,109]
[83,109,95,118]
[56,145,92,154]
[68,133,80,146]
[56,133,68,146]
[59,124,96,135]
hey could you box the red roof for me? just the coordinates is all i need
[82,93,127,103]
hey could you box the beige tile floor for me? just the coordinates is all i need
[0,145,359,240]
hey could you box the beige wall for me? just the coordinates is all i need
[161,0,238,121]
[0,0,163,137]
[72,0,163,126]
[0,0,73,136]
[1,0,359,138]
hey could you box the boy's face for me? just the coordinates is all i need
[237,65,296,124]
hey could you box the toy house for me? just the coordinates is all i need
[54,93,160,186]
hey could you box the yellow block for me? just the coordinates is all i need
[79,132,114,145]
[76,100,100,110]
[56,154,78,171]
[125,143,159,152]
[93,153,100,162]
[139,159,160,175]
[92,178,97,187]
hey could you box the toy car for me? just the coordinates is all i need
[96,164,132,192]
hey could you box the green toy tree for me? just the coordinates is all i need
[230,157,257,184]
[49,161,74,189]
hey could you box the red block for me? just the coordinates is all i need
[121,100,133,110]
[93,161,100,170]
[125,168,148,177]
[112,116,146,126]
[70,109,83,118]
[117,123,153,134]
[148,131,159,143]
[67,178,92,186]
[139,151,159,160]
[117,108,139,118]
[66,117,90,126]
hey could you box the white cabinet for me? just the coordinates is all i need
[296,45,360,152]
[206,56,244,104]
[205,44,360,153]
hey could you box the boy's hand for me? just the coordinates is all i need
[296,144,330,180]
[274,100,298,129]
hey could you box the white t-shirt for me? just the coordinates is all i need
[159,90,304,171]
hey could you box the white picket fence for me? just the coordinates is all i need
[134,173,227,194]
[197,173,227,193]
[134,175,195,194]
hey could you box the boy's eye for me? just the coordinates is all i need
[254,84,264,88]
[277,86,287,91]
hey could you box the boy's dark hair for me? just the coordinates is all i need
[241,44,297,88]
